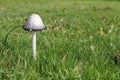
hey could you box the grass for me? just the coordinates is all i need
[0,0,120,79]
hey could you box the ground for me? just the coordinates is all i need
[0,0,120,80]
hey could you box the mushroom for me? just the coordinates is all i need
[22,14,46,60]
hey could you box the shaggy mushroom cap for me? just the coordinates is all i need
[22,14,46,31]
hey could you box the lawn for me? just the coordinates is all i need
[0,0,120,80]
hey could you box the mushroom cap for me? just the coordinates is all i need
[22,14,46,31]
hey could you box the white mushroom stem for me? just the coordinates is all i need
[32,31,36,60]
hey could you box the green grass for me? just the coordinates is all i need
[0,0,120,79]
